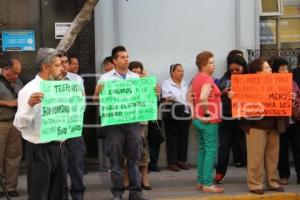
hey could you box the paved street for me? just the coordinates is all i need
[9,166,299,200]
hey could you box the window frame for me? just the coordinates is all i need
[260,0,283,16]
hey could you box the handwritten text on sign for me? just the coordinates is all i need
[231,73,292,117]
[40,81,85,142]
[99,77,157,126]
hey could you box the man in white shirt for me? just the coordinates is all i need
[59,52,86,200]
[93,46,148,200]
[13,48,67,200]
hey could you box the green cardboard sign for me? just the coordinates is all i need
[99,77,157,126]
[40,81,85,142]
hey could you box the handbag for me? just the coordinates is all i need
[148,120,164,144]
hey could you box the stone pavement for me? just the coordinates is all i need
[9,166,299,200]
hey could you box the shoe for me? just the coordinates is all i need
[167,164,180,172]
[141,183,152,190]
[268,186,284,192]
[250,189,264,195]
[112,195,123,200]
[0,192,4,198]
[128,193,149,200]
[177,162,190,170]
[148,165,160,172]
[279,178,288,185]
[196,183,203,191]
[234,162,244,167]
[202,185,224,193]
[8,190,19,197]
[214,173,225,184]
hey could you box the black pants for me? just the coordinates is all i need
[216,119,246,175]
[164,119,191,165]
[103,123,143,197]
[278,123,300,180]
[26,142,68,200]
[64,137,86,200]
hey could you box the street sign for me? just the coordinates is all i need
[2,30,35,51]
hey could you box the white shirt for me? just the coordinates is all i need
[98,68,139,83]
[65,72,85,93]
[161,78,190,113]
[13,75,64,144]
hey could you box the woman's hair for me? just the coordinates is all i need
[224,55,248,77]
[129,61,144,72]
[195,51,214,70]
[270,57,288,73]
[169,63,182,76]
[248,57,268,74]
[227,50,243,66]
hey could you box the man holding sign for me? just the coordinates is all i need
[13,48,68,200]
[94,46,149,200]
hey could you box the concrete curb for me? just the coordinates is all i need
[158,193,300,200]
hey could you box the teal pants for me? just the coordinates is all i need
[192,119,218,186]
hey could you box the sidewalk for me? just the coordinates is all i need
[11,166,299,200]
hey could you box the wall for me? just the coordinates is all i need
[94,0,258,167]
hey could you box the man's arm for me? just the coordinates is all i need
[0,99,17,107]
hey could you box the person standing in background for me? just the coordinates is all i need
[0,58,23,197]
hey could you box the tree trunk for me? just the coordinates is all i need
[56,0,98,52]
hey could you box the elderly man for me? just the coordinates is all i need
[14,48,67,200]
[0,58,23,197]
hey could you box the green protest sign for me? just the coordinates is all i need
[40,81,85,142]
[99,77,157,126]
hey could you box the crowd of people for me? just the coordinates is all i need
[0,46,299,200]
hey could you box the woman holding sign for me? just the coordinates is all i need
[191,51,223,193]
[241,58,285,195]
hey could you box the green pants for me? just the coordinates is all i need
[192,119,218,186]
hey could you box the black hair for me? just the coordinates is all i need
[227,50,243,66]
[111,46,127,59]
[224,55,248,77]
[271,57,288,73]
[249,57,268,74]
[129,61,143,71]
[103,56,113,65]
[169,63,181,76]
[67,53,79,63]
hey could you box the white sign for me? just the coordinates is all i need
[55,23,72,39]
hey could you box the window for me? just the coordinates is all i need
[260,0,283,16]
[259,0,300,69]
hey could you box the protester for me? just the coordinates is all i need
[59,52,87,200]
[240,58,285,195]
[271,57,300,185]
[13,48,68,200]
[0,58,23,197]
[93,46,148,200]
[215,55,248,184]
[191,51,223,193]
[102,56,115,72]
[162,63,191,172]
[127,61,152,190]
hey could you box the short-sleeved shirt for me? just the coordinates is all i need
[192,72,221,123]
[0,77,23,121]
[161,78,190,114]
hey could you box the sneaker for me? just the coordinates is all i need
[214,173,224,184]
[279,178,288,185]
[202,185,224,193]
